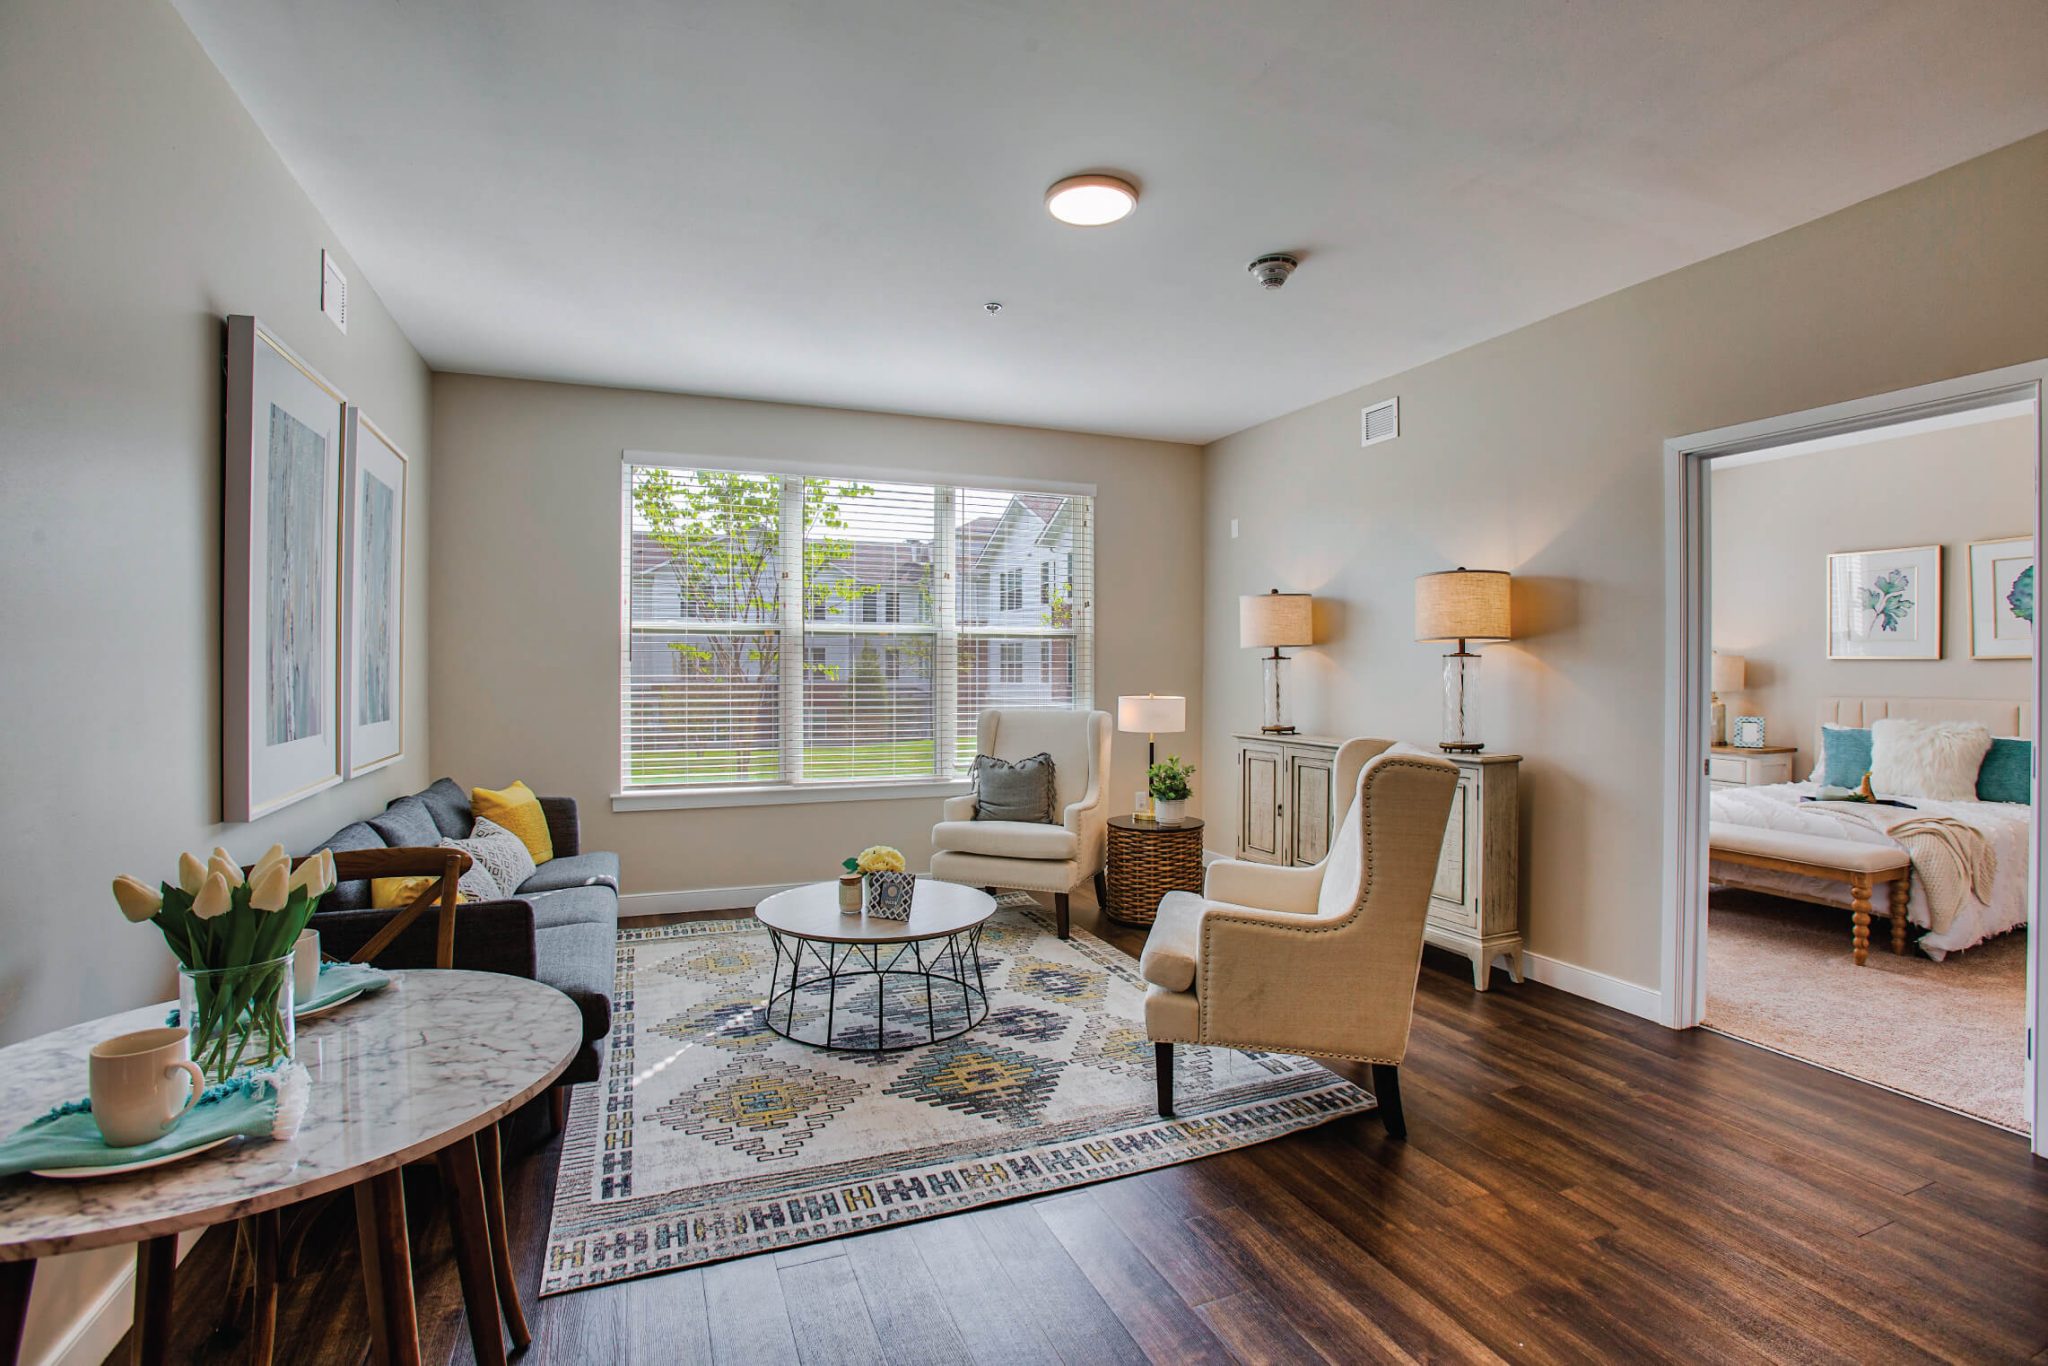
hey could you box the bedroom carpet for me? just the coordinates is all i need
[540,898,1373,1292]
[1706,889,2027,1132]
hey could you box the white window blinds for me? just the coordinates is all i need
[623,463,1093,791]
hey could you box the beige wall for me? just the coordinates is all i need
[0,0,431,1354]
[429,374,1202,900]
[1711,416,2035,763]
[1203,132,2048,991]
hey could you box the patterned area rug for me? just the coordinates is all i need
[540,898,1371,1293]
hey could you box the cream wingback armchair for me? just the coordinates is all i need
[930,708,1112,939]
[1138,739,1458,1138]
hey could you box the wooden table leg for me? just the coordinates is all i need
[131,1234,176,1366]
[0,1260,33,1366]
[250,1209,280,1366]
[354,1170,421,1366]
[1849,875,1872,966]
[477,1120,532,1350]
[436,1135,508,1366]
[1891,869,1911,954]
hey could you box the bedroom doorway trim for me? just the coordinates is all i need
[1661,359,2048,1158]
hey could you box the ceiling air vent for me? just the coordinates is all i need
[1360,397,1398,448]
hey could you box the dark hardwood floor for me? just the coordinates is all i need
[110,906,2048,1365]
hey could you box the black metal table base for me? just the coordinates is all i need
[763,924,989,1052]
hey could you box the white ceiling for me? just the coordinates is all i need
[172,0,2048,444]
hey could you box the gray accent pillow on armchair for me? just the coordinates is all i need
[970,752,1058,823]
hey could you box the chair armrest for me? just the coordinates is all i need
[941,794,978,821]
[539,796,580,857]
[1203,859,1322,915]
[1198,905,1384,1058]
[1062,781,1107,871]
[310,899,539,979]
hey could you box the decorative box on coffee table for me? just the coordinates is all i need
[1104,815,1205,927]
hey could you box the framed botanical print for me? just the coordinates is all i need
[224,316,346,820]
[343,408,408,775]
[1968,535,2034,660]
[1826,544,1941,660]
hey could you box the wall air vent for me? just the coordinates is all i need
[1361,396,1398,447]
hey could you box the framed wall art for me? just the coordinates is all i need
[1826,544,1940,661]
[343,408,408,776]
[224,315,347,821]
[1967,535,2033,660]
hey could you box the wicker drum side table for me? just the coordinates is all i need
[1105,815,1206,926]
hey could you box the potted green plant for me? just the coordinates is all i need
[1148,756,1195,826]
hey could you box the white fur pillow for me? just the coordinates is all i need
[1868,718,1992,801]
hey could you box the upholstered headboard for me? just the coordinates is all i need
[1815,696,2031,767]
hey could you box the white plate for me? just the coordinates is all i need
[295,986,365,1021]
[32,1135,236,1180]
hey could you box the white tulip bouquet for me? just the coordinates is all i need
[112,845,336,1081]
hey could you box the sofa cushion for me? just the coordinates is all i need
[418,777,475,838]
[533,920,616,1043]
[522,885,618,932]
[441,817,534,901]
[1139,891,1205,992]
[472,780,554,864]
[314,821,386,911]
[369,795,440,850]
[931,819,1078,861]
[518,851,621,895]
[969,752,1057,824]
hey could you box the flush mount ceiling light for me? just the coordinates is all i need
[1045,173,1137,226]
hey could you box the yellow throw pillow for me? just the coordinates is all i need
[471,780,554,865]
[370,875,470,910]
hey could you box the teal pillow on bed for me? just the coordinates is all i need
[1976,736,2032,803]
[1818,726,1874,789]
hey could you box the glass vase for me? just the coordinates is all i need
[179,954,296,1084]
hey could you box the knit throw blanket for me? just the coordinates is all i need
[1813,806,1996,935]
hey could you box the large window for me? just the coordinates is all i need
[623,462,1093,792]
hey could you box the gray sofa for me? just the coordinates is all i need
[308,778,618,1085]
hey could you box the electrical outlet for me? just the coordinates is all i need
[1230,519,1239,539]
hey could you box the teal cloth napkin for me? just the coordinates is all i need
[298,961,391,1015]
[0,1064,308,1178]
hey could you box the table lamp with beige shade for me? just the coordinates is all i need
[1710,651,1747,746]
[1415,568,1513,752]
[1117,693,1186,819]
[1240,589,1314,735]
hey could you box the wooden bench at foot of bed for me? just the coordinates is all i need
[1707,823,1913,966]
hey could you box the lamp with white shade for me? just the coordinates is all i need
[1710,652,1747,745]
[1415,568,1512,753]
[1240,590,1313,735]
[1117,693,1186,820]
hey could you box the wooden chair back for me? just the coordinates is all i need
[284,848,472,969]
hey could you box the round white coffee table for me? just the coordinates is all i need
[753,880,997,1052]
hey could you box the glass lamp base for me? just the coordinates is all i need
[1260,653,1295,733]
[1440,651,1483,752]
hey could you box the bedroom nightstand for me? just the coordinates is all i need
[1708,745,1797,790]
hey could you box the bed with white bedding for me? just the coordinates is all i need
[1708,696,2032,959]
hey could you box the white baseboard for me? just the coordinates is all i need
[619,882,802,916]
[1521,952,1662,1022]
[37,1233,199,1366]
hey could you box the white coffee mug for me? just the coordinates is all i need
[89,1027,204,1148]
[293,927,321,1002]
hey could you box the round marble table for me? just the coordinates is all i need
[755,880,997,1051]
[0,970,581,1366]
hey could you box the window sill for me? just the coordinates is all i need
[612,778,971,812]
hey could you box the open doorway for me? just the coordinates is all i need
[1663,362,2048,1158]
[1704,408,2033,1130]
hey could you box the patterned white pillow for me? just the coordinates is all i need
[439,817,535,901]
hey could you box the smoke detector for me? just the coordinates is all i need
[1247,253,1299,290]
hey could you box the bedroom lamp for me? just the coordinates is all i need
[1240,590,1314,734]
[1117,693,1186,820]
[1710,652,1747,746]
[1415,568,1512,753]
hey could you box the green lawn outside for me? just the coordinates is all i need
[629,738,940,785]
